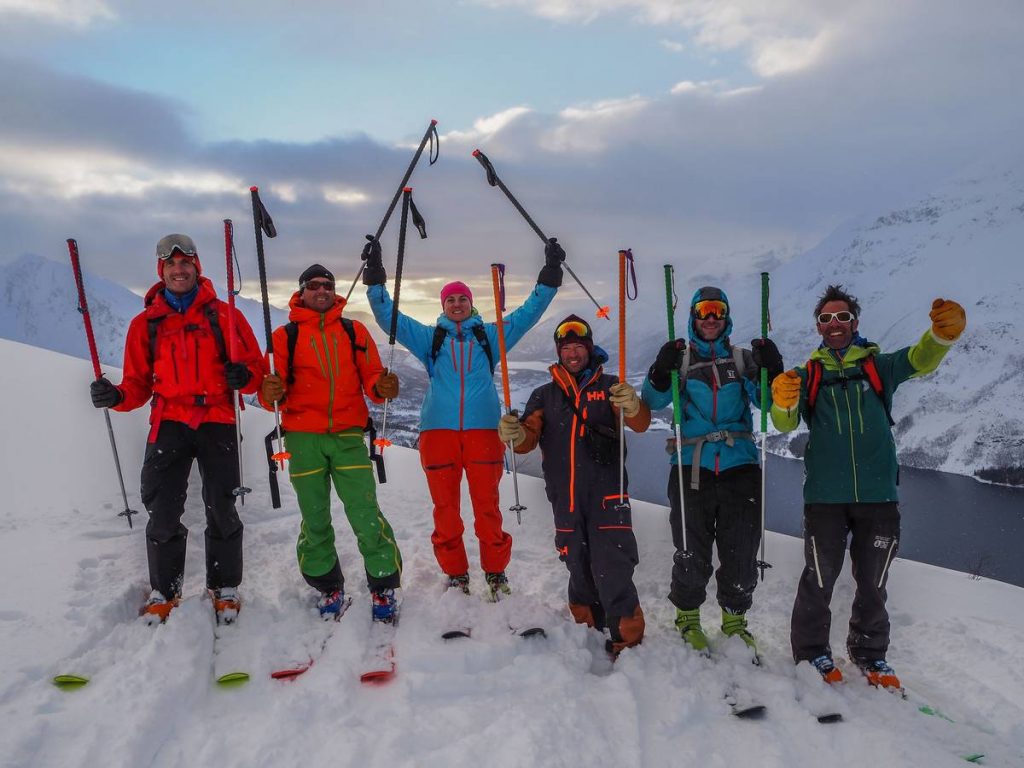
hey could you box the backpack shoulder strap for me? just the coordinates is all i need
[861,356,894,426]
[147,316,163,366]
[284,321,299,386]
[429,325,448,364]
[205,302,228,364]
[805,358,823,414]
[471,325,495,374]
[340,317,367,355]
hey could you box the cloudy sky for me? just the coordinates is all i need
[2,0,1022,319]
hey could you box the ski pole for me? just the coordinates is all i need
[374,187,413,455]
[491,263,526,525]
[223,219,252,503]
[249,186,290,469]
[616,249,637,509]
[665,264,688,557]
[67,238,139,529]
[757,271,773,581]
[345,120,439,302]
[471,149,610,321]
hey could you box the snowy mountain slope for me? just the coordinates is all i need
[0,253,291,369]
[2,339,1023,767]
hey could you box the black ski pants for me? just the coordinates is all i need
[552,478,640,639]
[141,420,244,598]
[791,502,900,663]
[667,464,761,614]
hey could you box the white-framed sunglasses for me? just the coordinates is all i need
[817,311,856,324]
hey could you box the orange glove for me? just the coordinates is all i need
[261,374,285,404]
[772,370,802,410]
[374,370,400,400]
[929,298,966,342]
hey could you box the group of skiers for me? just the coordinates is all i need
[89,231,966,690]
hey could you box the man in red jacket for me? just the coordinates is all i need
[90,234,266,624]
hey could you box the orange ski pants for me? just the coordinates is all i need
[418,429,512,576]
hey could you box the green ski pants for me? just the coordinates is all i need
[286,429,401,591]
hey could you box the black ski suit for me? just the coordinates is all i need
[515,353,650,649]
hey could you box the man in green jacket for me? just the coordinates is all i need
[771,285,966,689]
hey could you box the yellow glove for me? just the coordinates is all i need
[498,414,526,447]
[261,374,285,404]
[929,298,966,342]
[374,370,400,399]
[608,382,641,418]
[771,370,801,410]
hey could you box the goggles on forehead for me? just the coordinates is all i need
[555,320,591,340]
[692,299,729,319]
[817,311,855,324]
[156,234,198,261]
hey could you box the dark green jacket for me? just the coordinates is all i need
[771,330,952,503]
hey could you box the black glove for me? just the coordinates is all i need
[225,362,252,390]
[648,339,686,392]
[538,237,565,288]
[750,338,784,382]
[90,377,122,409]
[361,235,386,286]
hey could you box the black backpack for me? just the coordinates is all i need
[428,324,495,374]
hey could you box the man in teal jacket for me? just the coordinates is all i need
[364,240,561,599]
[771,285,966,689]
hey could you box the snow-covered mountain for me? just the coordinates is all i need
[0,252,290,368]
[516,163,1024,485]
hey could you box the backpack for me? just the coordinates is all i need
[429,324,495,374]
[275,316,385,487]
[676,342,750,400]
[805,356,894,427]
[147,302,228,366]
[283,316,364,386]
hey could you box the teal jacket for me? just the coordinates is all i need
[771,330,953,503]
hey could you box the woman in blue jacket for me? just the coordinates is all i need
[364,241,563,599]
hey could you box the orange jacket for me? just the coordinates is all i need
[114,277,265,436]
[260,293,386,433]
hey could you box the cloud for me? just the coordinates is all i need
[659,38,684,52]
[0,0,114,27]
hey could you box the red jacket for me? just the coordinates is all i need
[114,277,265,437]
[259,293,385,433]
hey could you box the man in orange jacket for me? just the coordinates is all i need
[260,265,403,623]
[89,234,266,624]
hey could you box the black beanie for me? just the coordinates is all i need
[298,264,335,288]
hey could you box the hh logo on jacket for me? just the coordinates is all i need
[586,391,606,402]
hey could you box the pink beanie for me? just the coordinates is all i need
[440,281,473,307]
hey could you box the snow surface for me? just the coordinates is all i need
[2,338,1023,768]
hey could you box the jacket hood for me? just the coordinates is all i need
[810,336,880,369]
[687,286,733,357]
[435,311,483,335]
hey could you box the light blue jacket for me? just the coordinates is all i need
[367,283,556,431]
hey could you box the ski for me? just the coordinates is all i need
[516,626,547,639]
[359,619,397,684]
[270,596,352,681]
[442,628,472,641]
[212,600,250,687]
[725,684,767,719]
[441,626,546,642]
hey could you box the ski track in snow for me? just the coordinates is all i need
[2,339,1023,767]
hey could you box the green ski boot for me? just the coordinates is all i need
[721,608,759,664]
[674,608,710,657]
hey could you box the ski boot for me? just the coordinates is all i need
[721,608,759,664]
[141,590,178,625]
[446,573,471,595]
[371,588,401,625]
[855,658,902,691]
[484,571,512,602]
[317,589,347,621]
[211,587,241,625]
[809,654,844,684]
[674,608,710,657]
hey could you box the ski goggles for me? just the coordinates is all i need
[692,299,729,319]
[554,320,591,341]
[816,311,856,324]
[156,234,198,260]
[302,279,335,292]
